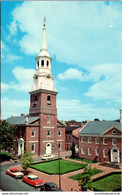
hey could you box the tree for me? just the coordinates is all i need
[21,149,34,172]
[0,120,16,153]
[78,164,94,191]
[71,142,76,158]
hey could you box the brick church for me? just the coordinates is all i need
[6,20,65,156]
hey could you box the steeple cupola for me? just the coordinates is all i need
[30,18,56,92]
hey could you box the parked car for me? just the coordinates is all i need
[40,182,62,191]
[41,154,55,160]
[23,175,43,187]
[6,168,24,179]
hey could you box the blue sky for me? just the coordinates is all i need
[1,1,122,121]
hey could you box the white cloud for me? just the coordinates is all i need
[1,97,29,119]
[57,68,86,81]
[1,41,22,63]
[57,98,120,121]
[8,1,122,66]
[2,67,35,92]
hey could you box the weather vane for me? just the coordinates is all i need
[44,16,46,24]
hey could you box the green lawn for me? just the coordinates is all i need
[68,168,103,181]
[70,157,97,163]
[30,159,86,174]
[92,173,122,191]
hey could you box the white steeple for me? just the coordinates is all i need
[38,17,50,58]
[30,18,56,92]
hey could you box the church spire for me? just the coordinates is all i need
[38,17,50,58]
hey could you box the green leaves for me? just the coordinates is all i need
[21,150,34,170]
[0,120,15,152]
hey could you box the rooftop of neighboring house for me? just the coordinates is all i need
[79,120,121,135]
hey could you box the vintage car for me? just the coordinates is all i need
[40,182,62,191]
[23,175,43,187]
[41,154,55,160]
[6,168,24,178]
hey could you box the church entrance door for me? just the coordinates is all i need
[46,143,51,154]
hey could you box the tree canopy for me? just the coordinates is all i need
[0,120,16,152]
[21,150,34,171]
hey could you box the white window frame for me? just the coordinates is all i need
[31,143,35,153]
[103,138,107,145]
[47,129,51,137]
[31,130,35,137]
[58,129,62,137]
[81,137,85,143]
[103,148,108,158]
[88,147,92,156]
[88,137,92,144]
[112,138,117,146]
[112,130,117,135]
[95,148,99,156]
[58,142,61,150]
[47,116,51,124]
[95,137,99,144]
[81,147,85,155]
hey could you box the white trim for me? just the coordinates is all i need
[43,126,54,129]
[88,147,92,156]
[31,143,35,153]
[29,141,38,143]
[103,138,107,145]
[95,137,99,144]
[103,148,108,158]
[57,139,63,141]
[43,140,54,142]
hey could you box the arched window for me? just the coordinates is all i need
[95,148,99,156]
[112,129,117,134]
[47,61,49,67]
[31,144,35,153]
[47,95,51,104]
[37,61,39,68]
[41,60,44,67]
[103,148,108,158]
[47,130,51,137]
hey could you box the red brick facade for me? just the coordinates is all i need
[79,127,122,163]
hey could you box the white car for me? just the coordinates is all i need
[6,168,24,178]
[41,154,55,160]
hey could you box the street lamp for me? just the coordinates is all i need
[52,142,61,190]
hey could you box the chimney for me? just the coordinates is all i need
[120,108,122,124]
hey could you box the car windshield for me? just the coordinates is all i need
[11,170,18,173]
[32,177,38,180]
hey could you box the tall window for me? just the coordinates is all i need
[112,138,117,146]
[103,148,108,158]
[31,130,35,137]
[81,137,85,143]
[34,95,37,105]
[81,147,85,155]
[58,130,62,136]
[58,142,61,150]
[95,148,99,156]
[47,116,51,123]
[88,137,92,144]
[41,60,44,67]
[47,61,49,67]
[37,61,39,68]
[95,137,99,144]
[88,147,92,156]
[31,144,35,153]
[47,95,51,104]
[47,130,51,137]
[103,138,107,145]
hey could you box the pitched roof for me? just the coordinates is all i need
[65,125,81,132]
[6,115,39,125]
[79,121,121,135]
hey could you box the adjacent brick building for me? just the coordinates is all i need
[6,20,65,156]
[79,110,122,163]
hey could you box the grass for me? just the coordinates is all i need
[92,173,122,191]
[0,151,11,156]
[30,159,86,175]
[70,157,97,163]
[68,168,103,181]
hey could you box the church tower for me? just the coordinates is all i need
[29,18,58,155]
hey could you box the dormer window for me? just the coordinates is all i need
[47,95,51,105]
[41,60,44,67]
